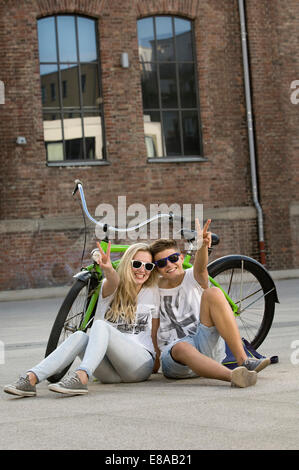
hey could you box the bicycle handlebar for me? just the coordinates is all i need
[73,180,185,234]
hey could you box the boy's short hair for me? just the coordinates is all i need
[150,239,179,258]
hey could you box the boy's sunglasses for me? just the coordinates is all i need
[131,260,155,272]
[154,253,181,268]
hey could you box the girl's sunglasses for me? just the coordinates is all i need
[131,260,155,272]
[154,253,180,268]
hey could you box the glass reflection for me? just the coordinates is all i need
[57,16,77,62]
[60,64,80,107]
[78,17,97,62]
[156,17,174,61]
[83,113,103,159]
[38,17,57,62]
[43,114,63,161]
[138,17,156,62]
[163,111,181,156]
[140,62,159,109]
[40,65,60,108]
[179,63,197,107]
[174,18,193,61]
[182,111,200,155]
[144,112,163,157]
[80,64,100,107]
[159,63,178,108]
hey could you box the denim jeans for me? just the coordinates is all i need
[29,320,154,384]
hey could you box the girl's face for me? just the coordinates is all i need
[131,251,155,287]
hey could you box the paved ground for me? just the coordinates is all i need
[0,278,298,451]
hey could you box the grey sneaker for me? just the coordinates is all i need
[242,357,271,373]
[231,366,257,388]
[3,374,36,397]
[48,372,88,396]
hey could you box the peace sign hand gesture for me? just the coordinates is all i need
[195,218,212,251]
[95,241,113,272]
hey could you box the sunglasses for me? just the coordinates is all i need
[154,253,181,268]
[131,260,155,272]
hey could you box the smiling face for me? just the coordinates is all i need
[131,250,154,287]
[154,248,185,282]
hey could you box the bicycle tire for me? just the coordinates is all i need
[208,255,277,349]
[45,277,97,383]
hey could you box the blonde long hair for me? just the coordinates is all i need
[105,243,158,324]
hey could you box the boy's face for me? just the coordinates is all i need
[154,248,185,279]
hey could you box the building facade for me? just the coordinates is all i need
[0,0,298,290]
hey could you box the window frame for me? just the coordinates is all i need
[38,14,109,167]
[138,15,206,163]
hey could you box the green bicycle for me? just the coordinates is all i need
[45,180,279,383]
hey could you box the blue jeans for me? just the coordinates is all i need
[161,323,226,379]
[29,320,154,384]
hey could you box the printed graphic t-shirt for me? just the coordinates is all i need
[157,267,205,351]
[94,280,160,356]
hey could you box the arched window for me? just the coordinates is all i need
[37,15,105,164]
[137,16,203,161]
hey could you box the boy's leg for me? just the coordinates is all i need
[199,287,248,366]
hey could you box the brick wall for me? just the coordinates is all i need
[0,0,298,290]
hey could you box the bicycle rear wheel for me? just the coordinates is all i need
[45,276,99,383]
[208,255,277,349]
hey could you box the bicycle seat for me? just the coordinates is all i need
[180,228,220,246]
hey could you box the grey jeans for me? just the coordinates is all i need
[29,320,154,384]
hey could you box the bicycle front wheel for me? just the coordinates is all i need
[45,277,99,383]
[208,255,277,349]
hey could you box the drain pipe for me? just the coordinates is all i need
[238,0,266,265]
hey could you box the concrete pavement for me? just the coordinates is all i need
[0,278,298,451]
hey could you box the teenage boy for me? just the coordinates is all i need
[150,219,270,388]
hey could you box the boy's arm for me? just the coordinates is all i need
[193,219,211,289]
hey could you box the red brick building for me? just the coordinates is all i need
[0,0,298,290]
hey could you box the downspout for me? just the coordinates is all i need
[238,0,266,265]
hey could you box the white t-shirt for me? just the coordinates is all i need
[94,280,160,356]
[157,267,205,351]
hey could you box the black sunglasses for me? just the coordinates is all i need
[154,253,181,268]
[131,260,155,272]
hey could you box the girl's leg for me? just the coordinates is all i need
[77,320,154,383]
[28,331,89,383]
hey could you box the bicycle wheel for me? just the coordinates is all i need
[45,276,99,383]
[208,255,278,349]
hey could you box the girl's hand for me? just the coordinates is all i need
[96,241,113,271]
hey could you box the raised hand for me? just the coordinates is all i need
[195,218,212,250]
[96,241,113,271]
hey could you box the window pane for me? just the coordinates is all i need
[140,62,159,109]
[60,64,80,107]
[182,111,200,155]
[43,113,63,161]
[83,113,103,159]
[57,16,77,62]
[174,18,193,61]
[80,64,100,107]
[40,65,60,108]
[138,17,156,62]
[78,17,97,62]
[159,63,178,108]
[63,113,83,160]
[38,17,57,62]
[162,111,181,156]
[179,63,197,107]
[156,17,174,61]
[144,112,163,157]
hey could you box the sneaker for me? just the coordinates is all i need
[3,374,36,397]
[231,366,257,388]
[242,357,271,373]
[48,372,88,396]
